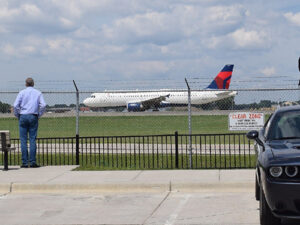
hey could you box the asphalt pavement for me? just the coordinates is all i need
[1,166,300,225]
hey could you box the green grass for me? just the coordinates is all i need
[1,115,239,138]
[1,153,257,170]
[75,154,257,170]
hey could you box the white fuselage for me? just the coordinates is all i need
[83,90,237,108]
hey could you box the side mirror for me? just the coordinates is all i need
[246,130,265,151]
[246,130,259,140]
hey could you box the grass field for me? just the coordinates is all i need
[1,153,257,170]
[0,115,240,138]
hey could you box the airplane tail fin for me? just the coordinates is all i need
[207,64,234,89]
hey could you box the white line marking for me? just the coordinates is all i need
[164,194,191,225]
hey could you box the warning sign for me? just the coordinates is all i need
[228,112,264,131]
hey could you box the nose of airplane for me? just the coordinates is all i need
[83,98,90,106]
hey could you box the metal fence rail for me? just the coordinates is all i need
[0,133,255,169]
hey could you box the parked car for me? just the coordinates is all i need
[247,105,300,225]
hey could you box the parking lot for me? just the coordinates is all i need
[1,167,299,225]
[3,191,300,225]
[0,191,259,225]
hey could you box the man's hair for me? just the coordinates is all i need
[25,78,34,87]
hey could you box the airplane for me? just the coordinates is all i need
[83,65,237,112]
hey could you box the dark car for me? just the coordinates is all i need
[247,105,300,225]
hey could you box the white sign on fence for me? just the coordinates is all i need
[228,112,264,131]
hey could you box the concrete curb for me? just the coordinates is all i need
[9,182,254,194]
[0,183,11,194]
[12,183,171,193]
[172,182,254,192]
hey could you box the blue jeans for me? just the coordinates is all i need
[19,114,38,165]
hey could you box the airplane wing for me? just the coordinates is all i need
[139,94,170,109]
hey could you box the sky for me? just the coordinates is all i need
[0,0,300,91]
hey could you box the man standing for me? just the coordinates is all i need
[13,78,46,168]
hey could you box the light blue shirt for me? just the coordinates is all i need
[13,87,46,118]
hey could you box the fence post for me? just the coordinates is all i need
[185,78,193,169]
[175,131,179,169]
[73,80,80,165]
[1,133,8,171]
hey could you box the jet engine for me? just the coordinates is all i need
[127,103,145,112]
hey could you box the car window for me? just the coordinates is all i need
[268,110,300,140]
[264,114,273,137]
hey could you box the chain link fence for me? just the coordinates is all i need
[1,88,299,138]
[1,88,299,168]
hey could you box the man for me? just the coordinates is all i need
[13,78,46,168]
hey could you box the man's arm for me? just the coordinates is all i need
[38,94,46,118]
[13,92,22,118]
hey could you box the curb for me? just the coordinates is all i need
[12,183,170,193]
[0,184,11,194]
[9,182,254,194]
[172,182,254,192]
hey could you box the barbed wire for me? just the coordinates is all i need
[1,75,299,91]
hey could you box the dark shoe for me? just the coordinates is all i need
[20,164,29,168]
[30,164,40,168]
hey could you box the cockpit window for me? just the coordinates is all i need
[91,95,95,98]
[268,110,300,140]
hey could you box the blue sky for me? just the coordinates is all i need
[0,0,300,91]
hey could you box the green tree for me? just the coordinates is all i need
[0,101,11,113]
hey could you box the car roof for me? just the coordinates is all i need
[275,105,300,114]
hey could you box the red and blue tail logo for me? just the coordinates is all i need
[207,64,234,89]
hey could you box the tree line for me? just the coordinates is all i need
[0,99,292,113]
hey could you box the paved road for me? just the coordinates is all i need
[0,191,258,225]
[0,191,299,225]
[0,109,272,118]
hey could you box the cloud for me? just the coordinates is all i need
[0,5,19,20]
[21,4,42,18]
[1,44,16,56]
[59,17,75,29]
[102,11,184,45]
[229,28,268,49]
[102,4,247,46]
[50,0,127,18]
[47,38,74,51]
[284,12,300,26]
[0,0,299,89]
[0,2,79,35]
[0,3,42,20]
[203,5,246,27]
[1,43,36,57]
[261,67,276,76]
[73,26,96,39]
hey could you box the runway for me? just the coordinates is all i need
[0,109,272,118]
